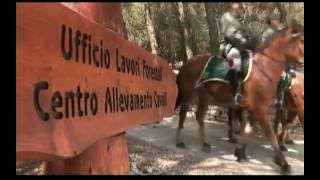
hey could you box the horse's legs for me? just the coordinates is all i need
[196,93,210,152]
[279,121,289,151]
[284,110,297,145]
[236,107,245,134]
[255,109,291,173]
[298,113,304,130]
[274,108,288,151]
[228,107,238,143]
[280,122,293,148]
[176,104,189,148]
[273,108,282,136]
[234,112,257,162]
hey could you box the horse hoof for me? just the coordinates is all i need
[234,148,248,162]
[285,139,295,145]
[280,164,291,175]
[236,157,249,163]
[229,137,238,143]
[274,154,290,174]
[274,154,282,166]
[280,145,288,152]
[176,142,186,149]
[201,143,211,153]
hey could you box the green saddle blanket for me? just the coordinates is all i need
[195,55,252,87]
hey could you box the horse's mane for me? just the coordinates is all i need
[254,19,304,53]
[255,27,289,53]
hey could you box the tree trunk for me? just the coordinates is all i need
[122,19,129,40]
[176,2,193,61]
[144,3,159,55]
[185,4,198,55]
[204,3,219,55]
[277,3,288,24]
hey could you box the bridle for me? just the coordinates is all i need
[258,27,304,67]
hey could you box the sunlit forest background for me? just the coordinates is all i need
[122,2,304,66]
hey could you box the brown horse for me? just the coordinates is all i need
[274,68,304,151]
[175,25,304,173]
[227,107,245,143]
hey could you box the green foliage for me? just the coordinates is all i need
[122,2,304,63]
[122,3,150,50]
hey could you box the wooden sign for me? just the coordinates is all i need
[16,3,177,161]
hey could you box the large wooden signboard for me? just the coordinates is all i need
[16,3,177,162]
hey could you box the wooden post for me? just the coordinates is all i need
[61,3,124,35]
[17,3,177,175]
[45,3,129,175]
[45,133,129,175]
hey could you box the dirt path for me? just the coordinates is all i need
[16,113,303,175]
[126,114,304,175]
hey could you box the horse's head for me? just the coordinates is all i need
[278,20,304,65]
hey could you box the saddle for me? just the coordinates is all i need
[195,52,252,88]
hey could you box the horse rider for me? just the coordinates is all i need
[276,66,297,108]
[260,14,285,46]
[219,3,250,106]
